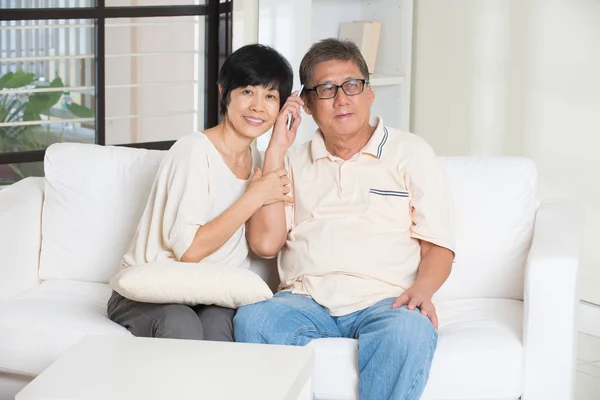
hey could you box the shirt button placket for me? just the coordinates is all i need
[338,161,344,194]
[340,161,357,196]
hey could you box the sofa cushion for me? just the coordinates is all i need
[309,298,524,400]
[436,157,536,300]
[39,143,165,283]
[110,261,273,308]
[0,281,131,376]
[0,283,523,399]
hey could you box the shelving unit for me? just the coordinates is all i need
[370,73,406,87]
[234,0,414,149]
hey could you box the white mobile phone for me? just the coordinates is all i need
[287,84,304,130]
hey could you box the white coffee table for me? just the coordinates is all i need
[16,335,314,400]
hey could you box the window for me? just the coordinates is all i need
[0,0,232,185]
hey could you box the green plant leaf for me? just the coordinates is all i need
[66,102,95,118]
[28,77,64,114]
[27,94,54,114]
[5,70,36,89]
[48,77,66,109]
[0,105,8,122]
[47,76,64,91]
[0,72,14,90]
[23,103,41,122]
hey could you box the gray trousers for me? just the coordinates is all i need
[107,291,235,342]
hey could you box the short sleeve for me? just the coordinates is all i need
[284,152,295,232]
[163,142,211,260]
[404,138,456,254]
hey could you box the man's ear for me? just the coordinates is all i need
[302,95,313,116]
[367,85,375,107]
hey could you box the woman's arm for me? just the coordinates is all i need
[181,167,291,263]
[181,191,262,263]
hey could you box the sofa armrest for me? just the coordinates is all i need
[0,177,45,300]
[522,200,580,400]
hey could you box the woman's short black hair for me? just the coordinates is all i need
[217,44,294,115]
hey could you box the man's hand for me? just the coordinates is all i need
[392,286,438,330]
[392,241,454,330]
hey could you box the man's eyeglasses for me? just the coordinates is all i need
[305,78,368,100]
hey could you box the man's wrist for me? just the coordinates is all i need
[411,281,436,297]
[265,146,287,162]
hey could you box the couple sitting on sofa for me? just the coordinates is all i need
[107,39,455,400]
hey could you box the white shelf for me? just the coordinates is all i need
[369,73,405,86]
[255,0,414,142]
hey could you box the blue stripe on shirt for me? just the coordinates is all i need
[369,189,409,197]
[376,127,389,159]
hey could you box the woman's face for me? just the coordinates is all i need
[225,85,281,138]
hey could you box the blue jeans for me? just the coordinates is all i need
[234,291,437,400]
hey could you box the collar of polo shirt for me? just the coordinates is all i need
[310,116,389,162]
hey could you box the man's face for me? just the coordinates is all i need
[304,59,374,139]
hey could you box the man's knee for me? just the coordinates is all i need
[235,293,335,346]
[233,301,272,343]
[233,297,303,343]
[155,305,204,340]
[384,308,437,350]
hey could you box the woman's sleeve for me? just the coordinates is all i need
[162,144,211,261]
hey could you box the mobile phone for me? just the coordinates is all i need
[287,85,304,130]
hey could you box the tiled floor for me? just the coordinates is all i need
[577,332,600,400]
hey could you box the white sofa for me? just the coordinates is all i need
[0,142,580,400]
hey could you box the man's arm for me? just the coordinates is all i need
[390,136,457,328]
[247,91,304,258]
[392,241,453,329]
[413,241,454,295]
[246,146,289,258]
[246,90,304,258]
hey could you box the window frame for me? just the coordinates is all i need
[0,0,232,165]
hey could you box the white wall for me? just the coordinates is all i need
[256,0,313,150]
[232,0,259,50]
[256,0,413,149]
[412,0,600,305]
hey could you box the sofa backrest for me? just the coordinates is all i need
[435,157,536,300]
[39,143,164,283]
[39,143,536,300]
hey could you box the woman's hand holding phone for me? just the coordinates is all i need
[269,88,304,153]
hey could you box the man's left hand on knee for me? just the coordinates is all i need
[392,287,438,330]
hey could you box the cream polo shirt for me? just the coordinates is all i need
[279,117,456,316]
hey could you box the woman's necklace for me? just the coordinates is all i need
[218,128,250,168]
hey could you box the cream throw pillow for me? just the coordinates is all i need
[109,261,273,309]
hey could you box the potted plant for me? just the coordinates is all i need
[0,70,94,185]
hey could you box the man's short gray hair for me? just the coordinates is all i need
[299,38,370,88]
